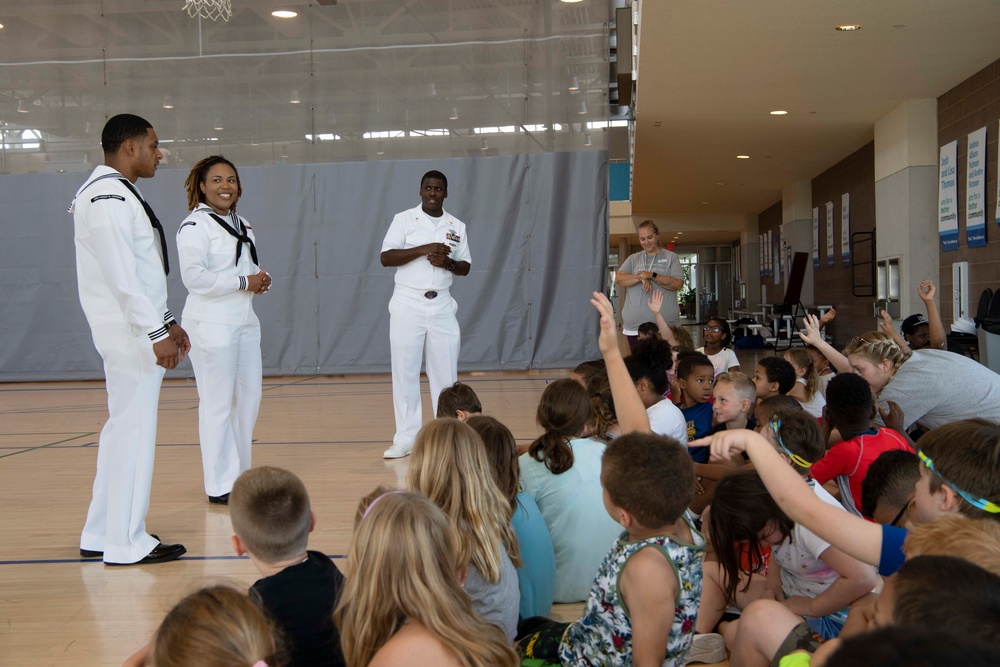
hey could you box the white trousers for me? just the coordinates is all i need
[81,324,164,564]
[389,288,460,446]
[185,316,262,497]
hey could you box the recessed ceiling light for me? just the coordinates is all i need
[835,24,861,31]
[559,0,584,3]
[677,232,684,235]
[716,182,725,186]
[770,110,787,115]
[272,10,297,18]
[737,155,750,159]
[701,201,709,205]
[0,23,5,29]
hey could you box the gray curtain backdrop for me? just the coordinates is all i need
[0,152,608,381]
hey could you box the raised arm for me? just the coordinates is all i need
[692,429,883,568]
[646,291,679,345]
[591,291,650,433]
[877,310,911,354]
[918,280,947,350]
[798,313,851,374]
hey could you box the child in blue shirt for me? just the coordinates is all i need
[675,352,716,463]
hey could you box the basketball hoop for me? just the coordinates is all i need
[184,0,232,22]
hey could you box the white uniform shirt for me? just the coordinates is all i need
[176,204,258,325]
[71,166,172,342]
[380,205,472,291]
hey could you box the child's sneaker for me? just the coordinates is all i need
[685,633,726,664]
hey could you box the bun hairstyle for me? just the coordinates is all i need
[528,378,591,475]
[843,332,911,377]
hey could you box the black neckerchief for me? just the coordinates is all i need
[208,211,258,267]
[118,178,169,275]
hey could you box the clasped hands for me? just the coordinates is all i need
[423,242,453,268]
[636,271,656,293]
[246,270,272,295]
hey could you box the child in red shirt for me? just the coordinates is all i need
[811,373,912,516]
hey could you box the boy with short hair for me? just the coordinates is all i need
[860,450,919,526]
[519,432,721,665]
[675,352,716,463]
[811,374,913,516]
[435,381,482,420]
[753,357,797,404]
[711,371,757,432]
[230,466,346,667]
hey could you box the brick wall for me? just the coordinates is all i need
[937,58,1000,321]
[812,142,877,345]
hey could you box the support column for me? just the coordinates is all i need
[874,99,939,319]
[781,180,815,305]
[740,214,760,310]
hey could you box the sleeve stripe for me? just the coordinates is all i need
[148,326,169,341]
[239,276,247,290]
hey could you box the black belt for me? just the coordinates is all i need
[424,291,438,299]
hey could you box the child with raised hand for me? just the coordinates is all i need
[693,419,1000,582]
[229,466,346,667]
[435,382,482,420]
[335,490,519,667]
[519,293,652,603]
[122,585,279,667]
[407,418,521,639]
[811,374,912,517]
[697,317,740,376]
[466,414,556,620]
[519,431,716,666]
[784,348,826,419]
[625,337,687,443]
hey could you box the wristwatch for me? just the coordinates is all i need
[446,260,457,272]
[651,272,658,280]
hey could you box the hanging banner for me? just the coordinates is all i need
[812,206,820,269]
[766,230,772,277]
[759,234,765,278]
[939,140,958,251]
[966,126,987,248]
[841,193,851,266]
[825,201,834,267]
[774,234,781,285]
[996,121,1000,230]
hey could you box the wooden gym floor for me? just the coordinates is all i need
[0,371,577,666]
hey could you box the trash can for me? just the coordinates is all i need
[978,319,1000,374]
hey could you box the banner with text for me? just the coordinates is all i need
[812,206,820,269]
[826,201,834,267]
[841,193,851,266]
[939,140,958,251]
[966,126,987,248]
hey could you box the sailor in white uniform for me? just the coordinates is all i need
[380,170,472,458]
[176,156,269,504]
[71,114,188,565]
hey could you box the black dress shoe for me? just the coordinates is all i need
[208,492,230,505]
[107,542,186,566]
[80,534,159,559]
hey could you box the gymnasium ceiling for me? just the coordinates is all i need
[1,1,999,242]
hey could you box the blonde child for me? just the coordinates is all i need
[711,371,757,432]
[783,348,826,419]
[122,585,279,667]
[407,418,521,639]
[334,491,518,667]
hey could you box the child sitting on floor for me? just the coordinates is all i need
[675,352,717,463]
[711,371,757,432]
[519,431,719,666]
[811,374,913,516]
[335,490,519,667]
[753,356,797,406]
[625,337,688,444]
[784,349,827,420]
[435,381,482,420]
[697,317,741,376]
[230,466,346,667]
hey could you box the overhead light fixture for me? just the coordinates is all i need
[449,107,459,121]
[214,118,224,131]
[480,138,489,151]
[835,24,861,31]
[577,99,587,115]
[376,141,385,155]
[583,132,592,147]
[162,95,174,109]
[769,110,787,115]
[559,0,584,3]
[0,23,5,29]
[290,89,301,104]
[736,154,750,159]
[326,110,336,125]
[429,83,437,97]
[272,10,297,18]
[568,75,580,91]
[17,99,29,113]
